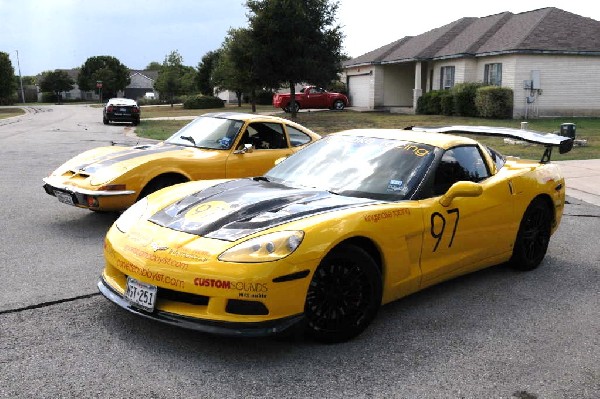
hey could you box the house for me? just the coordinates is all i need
[121,70,159,100]
[37,69,159,102]
[343,7,600,118]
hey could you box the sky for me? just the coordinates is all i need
[2,0,600,77]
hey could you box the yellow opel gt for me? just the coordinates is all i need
[43,112,320,211]
[98,126,574,342]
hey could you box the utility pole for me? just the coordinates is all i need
[15,50,25,104]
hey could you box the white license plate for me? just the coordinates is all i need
[54,190,74,205]
[125,277,157,312]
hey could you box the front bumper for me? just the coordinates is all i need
[43,178,136,210]
[98,277,305,337]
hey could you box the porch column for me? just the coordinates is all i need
[413,61,422,111]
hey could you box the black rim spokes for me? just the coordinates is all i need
[522,208,549,261]
[306,260,372,332]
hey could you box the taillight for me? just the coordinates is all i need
[107,105,113,112]
[132,107,140,114]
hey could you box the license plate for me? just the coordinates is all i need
[125,277,157,312]
[119,108,127,112]
[54,190,74,205]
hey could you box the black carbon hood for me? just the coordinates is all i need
[148,179,377,241]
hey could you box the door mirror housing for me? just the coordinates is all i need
[439,181,483,207]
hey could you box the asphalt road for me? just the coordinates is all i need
[0,105,598,399]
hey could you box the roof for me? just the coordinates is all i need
[344,7,600,67]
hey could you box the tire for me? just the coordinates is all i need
[332,100,345,110]
[132,120,139,126]
[509,197,552,271]
[138,175,187,200]
[282,106,290,113]
[304,244,382,343]
[103,117,109,125]
[289,102,300,113]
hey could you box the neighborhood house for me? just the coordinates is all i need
[343,7,600,118]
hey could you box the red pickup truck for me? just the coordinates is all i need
[272,86,349,112]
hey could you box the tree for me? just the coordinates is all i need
[196,50,221,96]
[78,56,130,100]
[154,50,188,107]
[0,52,16,105]
[246,0,345,117]
[213,28,264,110]
[39,70,75,103]
[145,61,162,71]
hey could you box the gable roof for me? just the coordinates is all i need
[344,7,600,67]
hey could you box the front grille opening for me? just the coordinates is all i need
[159,288,209,306]
[226,299,269,315]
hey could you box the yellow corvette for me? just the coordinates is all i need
[43,112,320,211]
[98,126,574,342]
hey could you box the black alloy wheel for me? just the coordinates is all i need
[509,197,552,271]
[304,245,382,343]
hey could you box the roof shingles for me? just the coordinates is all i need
[344,7,600,67]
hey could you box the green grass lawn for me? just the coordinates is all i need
[136,107,600,160]
[0,107,26,119]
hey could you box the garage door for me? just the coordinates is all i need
[348,74,371,107]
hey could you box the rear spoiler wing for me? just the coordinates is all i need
[407,125,574,163]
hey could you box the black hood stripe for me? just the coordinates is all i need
[73,144,180,173]
[149,179,377,241]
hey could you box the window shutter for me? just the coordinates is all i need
[484,64,489,84]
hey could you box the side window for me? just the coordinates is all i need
[484,63,502,86]
[433,146,490,195]
[287,126,312,147]
[440,66,455,90]
[242,122,287,150]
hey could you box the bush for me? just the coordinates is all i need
[183,95,225,109]
[417,90,443,115]
[452,82,484,117]
[475,86,513,118]
[327,81,348,95]
[440,92,454,116]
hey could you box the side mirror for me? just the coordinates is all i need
[234,143,254,154]
[439,181,483,207]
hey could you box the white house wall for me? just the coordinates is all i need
[511,54,600,117]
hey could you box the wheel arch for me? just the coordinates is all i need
[330,236,383,276]
[529,193,556,226]
[138,172,190,200]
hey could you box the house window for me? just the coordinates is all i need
[484,63,502,86]
[440,66,455,90]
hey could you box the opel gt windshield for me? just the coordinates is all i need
[266,135,436,200]
[165,117,244,150]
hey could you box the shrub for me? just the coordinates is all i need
[183,95,225,109]
[475,86,513,118]
[327,81,348,95]
[417,90,443,115]
[440,92,454,116]
[452,82,484,117]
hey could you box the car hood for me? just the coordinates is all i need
[149,179,378,241]
[66,142,191,174]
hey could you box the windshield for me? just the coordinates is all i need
[265,135,436,200]
[165,116,244,150]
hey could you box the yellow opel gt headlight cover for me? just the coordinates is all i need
[218,231,304,263]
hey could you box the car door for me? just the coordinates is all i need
[418,145,515,286]
[225,122,294,178]
[305,87,327,108]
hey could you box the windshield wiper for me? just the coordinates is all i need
[179,135,196,146]
[253,176,270,182]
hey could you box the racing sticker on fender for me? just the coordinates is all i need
[184,201,230,223]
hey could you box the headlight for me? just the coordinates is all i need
[90,166,128,186]
[115,197,148,233]
[218,231,304,263]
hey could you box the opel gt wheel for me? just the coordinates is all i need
[138,175,188,200]
[509,198,552,271]
[305,245,382,343]
[333,100,345,110]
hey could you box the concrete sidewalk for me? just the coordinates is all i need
[555,160,600,206]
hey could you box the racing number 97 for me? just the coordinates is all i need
[431,208,460,252]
